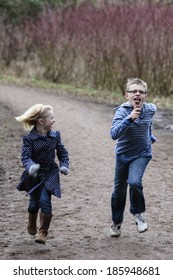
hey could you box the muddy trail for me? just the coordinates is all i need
[0,84,173,260]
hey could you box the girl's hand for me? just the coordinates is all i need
[29,164,40,177]
[60,166,69,175]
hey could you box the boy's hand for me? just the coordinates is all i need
[151,135,158,144]
[60,166,69,175]
[29,164,40,177]
[130,105,141,121]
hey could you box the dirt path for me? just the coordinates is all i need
[0,84,173,260]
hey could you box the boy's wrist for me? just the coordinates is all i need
[127,115,133,122]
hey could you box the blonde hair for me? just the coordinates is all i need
[15,104,53,130]
[126,78,147,92]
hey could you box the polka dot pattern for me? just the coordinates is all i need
[16,127,69,198]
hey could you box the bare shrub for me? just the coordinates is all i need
[0,2,173,97]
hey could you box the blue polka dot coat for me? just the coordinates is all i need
[17,127,69,198]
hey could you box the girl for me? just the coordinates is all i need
[15,104,69,244]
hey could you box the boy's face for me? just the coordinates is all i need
[125,83,147,108]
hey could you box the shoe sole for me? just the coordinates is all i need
[111,234,121,237]
[110,230,121,237]
[138,227,148,233]
[136,223,148,233]
[35,239,46,244]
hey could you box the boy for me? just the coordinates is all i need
[110,78,157,237]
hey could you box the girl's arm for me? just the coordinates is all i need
[56,132,69,171]
[21,136,34,171]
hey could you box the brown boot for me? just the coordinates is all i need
[35,213,52,244]
[27,212,38,235]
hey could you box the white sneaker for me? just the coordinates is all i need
[135,214,148,233]
[110,223,121,237]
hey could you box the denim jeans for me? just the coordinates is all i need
[28,185,52,215]
[111,156,151,224]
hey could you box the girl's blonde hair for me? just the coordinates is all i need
[15,104,53,130]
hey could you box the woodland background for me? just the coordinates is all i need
[0,0,173,103]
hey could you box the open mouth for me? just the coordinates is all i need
[134,97,141,105]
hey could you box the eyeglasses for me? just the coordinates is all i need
[127,90,146,95]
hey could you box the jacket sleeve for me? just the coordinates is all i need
[56,131,69,169]
[149,123,157,143]
[149,104,157,143]
[21,136,35,171]
[110,107,133,140]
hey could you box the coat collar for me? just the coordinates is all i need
[115,102,147,113]
[28,127,57,140]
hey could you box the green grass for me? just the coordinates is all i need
[0,74,173,109]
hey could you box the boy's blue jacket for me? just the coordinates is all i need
[16,127,69,198]
[110,102,157,161]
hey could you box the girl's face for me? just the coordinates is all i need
[41,109,55,132]
[125,84,147,108]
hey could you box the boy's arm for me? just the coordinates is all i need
[149,124,157,143]
[110,109,133,140]
[149,104,157,143]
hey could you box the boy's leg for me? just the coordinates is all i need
[111,159,129,225]
[128,157,151,215]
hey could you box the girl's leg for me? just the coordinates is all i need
[111,159,129,224]
[35,186,52,244]
[28,189,41,214]
[27,188,41,235]
[128,157,151,215]
[39,185,52,214]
